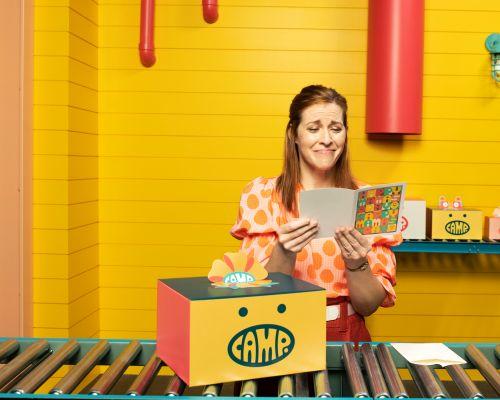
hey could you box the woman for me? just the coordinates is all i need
[231,85,401,342]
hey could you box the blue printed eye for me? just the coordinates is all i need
[277,304,286,314]
[239,307,248,317]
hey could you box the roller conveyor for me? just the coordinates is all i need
[0,338,498,399]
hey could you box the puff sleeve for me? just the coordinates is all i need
[230,177,280,266]
[366,233,403,307]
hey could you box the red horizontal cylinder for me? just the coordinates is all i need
[139,0,156,67]
[366,0,424,135]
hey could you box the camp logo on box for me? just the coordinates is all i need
[228,323,295,367]
[209,252,278,289]
[445,220,470,235]
[223,272,255,284]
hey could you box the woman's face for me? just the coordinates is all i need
[295,102,347,174]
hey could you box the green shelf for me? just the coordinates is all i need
[394,239,500,254]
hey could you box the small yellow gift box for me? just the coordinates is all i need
[427,208,483,240]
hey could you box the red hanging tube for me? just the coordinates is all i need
[139,0,156,67]
[365,0,424,135]
[202,0,219,24]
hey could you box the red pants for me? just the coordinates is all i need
[326,297,371,342]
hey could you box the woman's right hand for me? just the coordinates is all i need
[277,218,319,253]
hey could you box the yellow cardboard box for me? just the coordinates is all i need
[157,272,325,386]
[427,208,483,240]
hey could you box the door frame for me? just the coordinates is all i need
[0,0,33,336]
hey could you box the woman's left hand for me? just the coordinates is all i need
[334,227,372,270]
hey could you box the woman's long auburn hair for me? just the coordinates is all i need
[276,85,358,214]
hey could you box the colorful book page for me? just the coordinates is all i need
[354,184,404,235]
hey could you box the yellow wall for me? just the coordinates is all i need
[34,0,499,341]
[33,0,99,338]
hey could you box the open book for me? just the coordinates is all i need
[299,182,406,237]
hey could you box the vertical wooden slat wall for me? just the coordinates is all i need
[33,0,500,341]
[33,0,99,338]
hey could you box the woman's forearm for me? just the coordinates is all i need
[345,268,386,316]
[264,242,297,275]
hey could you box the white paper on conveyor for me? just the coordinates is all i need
[300,188,356,238]
[391,343,466,367]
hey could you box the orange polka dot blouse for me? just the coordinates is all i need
[230,177,403,306]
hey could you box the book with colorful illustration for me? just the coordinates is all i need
[299,182,406,237]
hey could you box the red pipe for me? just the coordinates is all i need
[366,0,424,135]
[202,0,218,24]
[139,0,156,67]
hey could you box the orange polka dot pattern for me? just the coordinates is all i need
[230,177,402,306]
